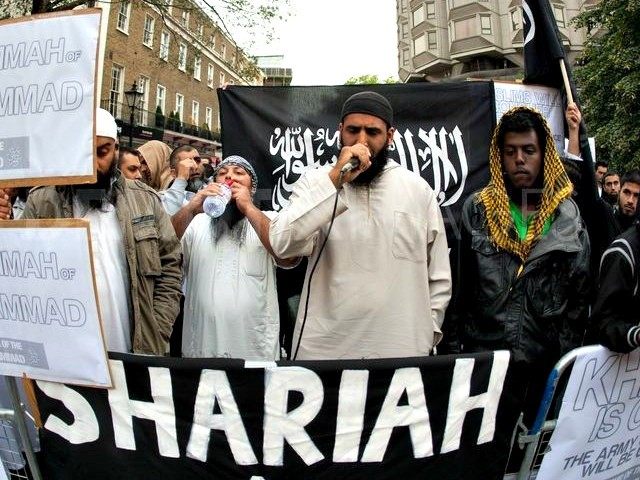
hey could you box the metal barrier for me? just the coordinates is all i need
[0,378,41,480]
[514,346,599,480]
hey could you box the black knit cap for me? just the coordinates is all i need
[340,91,394,128]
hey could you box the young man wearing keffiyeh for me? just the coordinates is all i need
[450,107,590,428]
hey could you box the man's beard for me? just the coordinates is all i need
[186,176,206,193]
[351,144,389,186]
[210,201,246,244]
[74,161,116,210]
[602,191,618,205]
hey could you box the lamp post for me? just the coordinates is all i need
[124,81,143,147]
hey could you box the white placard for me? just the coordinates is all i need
[0,10,101,187]
[494,82,565,155]
[0,220,110,387]
[538,346,640,479]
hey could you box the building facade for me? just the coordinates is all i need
[396,0,599,83]
[97,0,263,154]
[255,55,293,86]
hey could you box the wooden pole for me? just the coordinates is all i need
[559,59,574,104]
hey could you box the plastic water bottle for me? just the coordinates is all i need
[203,183,232,218]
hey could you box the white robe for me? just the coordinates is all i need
[269,160,452,360]
[181,213,280,360]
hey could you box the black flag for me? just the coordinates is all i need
[522,0,602,263]
[522,0,566,88]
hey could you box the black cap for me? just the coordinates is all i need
[340,91,393,127]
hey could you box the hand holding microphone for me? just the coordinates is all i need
[340,157,361,174]
[330,143,371,187]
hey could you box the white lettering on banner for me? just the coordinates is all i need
[269,125,469,211]
[263,366,325,466]
[441,351,509,453]
[361,367,433,462]
[37,380,99,444]
[40,354,511,465]
[108,361,179,458]
[187,369,258,464]
[333,370,369,462]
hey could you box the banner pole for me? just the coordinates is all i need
[559,59,574,104]
[5,377,42,480]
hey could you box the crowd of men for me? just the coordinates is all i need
[0,93,639,440]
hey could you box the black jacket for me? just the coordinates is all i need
[589,222,640,353]
[449,195,591,369]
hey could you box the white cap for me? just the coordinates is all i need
[96,108,118,140]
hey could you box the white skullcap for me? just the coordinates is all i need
[96,108,118,140]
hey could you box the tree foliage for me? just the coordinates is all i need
[573,0,640,172]
[345,74,399,85]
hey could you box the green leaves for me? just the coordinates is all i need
[574,0,640,171]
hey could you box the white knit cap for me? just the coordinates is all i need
[96,108,118,140]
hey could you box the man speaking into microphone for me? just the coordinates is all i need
[270,91,451,360]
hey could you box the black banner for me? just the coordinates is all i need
[218,82,494,230]
[36,351,520,479]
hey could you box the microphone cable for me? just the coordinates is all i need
[291,170,346,360]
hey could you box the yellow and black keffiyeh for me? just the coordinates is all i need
[477,106,573,262]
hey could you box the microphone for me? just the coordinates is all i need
[340,157,360,174]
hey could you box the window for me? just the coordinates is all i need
[413,34,426,55]
[178,43,187,71]
[193,56,201,80]
[136,76,150,125]
[181,10,189,27]
[428,31,437,50]
[401,22,409,38]
[401,48,410,66]
[207,64,214,88]
[553,4,565,28]
[412,5,425,27]
[142,15,155,47]
[175,93,184,122]
[205,107,212,130]
[480,15,492,35]
[117,1,131,33]
[159,31,170,61]
[109,65,123,118]
[221,43,226,60]
[198,25,204,37]
[454,17,476,39]
[219,71,225,86]
[156,84,166,113]
[426,2,436,20]
[510,8,521,31]
[209,34,216,49]
[191,101,199,125]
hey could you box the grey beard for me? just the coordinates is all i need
[210,215,247,245]
[187,177,206,193]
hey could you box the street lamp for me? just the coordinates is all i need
[124,81,143,147]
